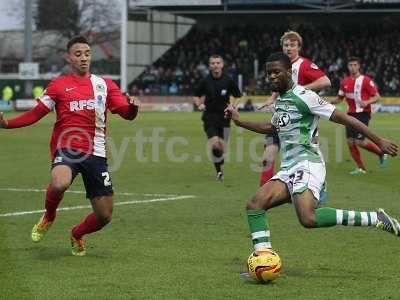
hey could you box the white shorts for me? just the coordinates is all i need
[271,160,326,202]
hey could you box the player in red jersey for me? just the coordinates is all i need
[331,56,386,175]
[259,31,331,186]
[0,36,140,256]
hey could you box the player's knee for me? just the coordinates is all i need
[298,215,316,229]
[96,210,112,225]
[212,147,223,158]
[262,158,273,169]
[347,139,355,146]
[247,194,270,211]
[354,139,363,146]
[247,199,263,210]
[51,179,70,194]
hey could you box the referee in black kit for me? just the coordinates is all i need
[193,55,242,181]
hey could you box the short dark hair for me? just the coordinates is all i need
[266,52,291,70]
[347,56,361,64]
[67,35,89,52]
[209,54,224,63]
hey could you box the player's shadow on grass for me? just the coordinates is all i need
[284,266,391,280]
[30,246,111,260]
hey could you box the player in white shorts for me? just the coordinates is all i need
[225,52,399,256]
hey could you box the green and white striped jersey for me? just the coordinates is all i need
[271,85,336,169]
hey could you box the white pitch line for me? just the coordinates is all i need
[0,188,179,197]
[0,195,195,217]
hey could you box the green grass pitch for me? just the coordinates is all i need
[0,111,399,299]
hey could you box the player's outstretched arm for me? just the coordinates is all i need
[0,103,49,129]
[225,105,275,134]
[330,109,397,156]
[361,93,380,108]
[258,92,278,111]
[113,95,141,121]
[304,75,331,92]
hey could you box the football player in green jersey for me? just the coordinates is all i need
[225,52,398,256]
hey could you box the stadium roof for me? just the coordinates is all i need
[129,0,400,14]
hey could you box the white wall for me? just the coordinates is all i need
[126,10,195,83]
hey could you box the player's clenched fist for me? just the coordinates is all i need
[127,95,141,108]
[224,105,240,122]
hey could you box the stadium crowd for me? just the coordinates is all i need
[129,20,400,96]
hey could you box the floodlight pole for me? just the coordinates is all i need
[120,0,128,92]
[24,0,33,98]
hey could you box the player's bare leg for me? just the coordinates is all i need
[292,190,319,228]
[31,165,72,242]
[70,195,114,256]
[259,143,279,186]
[209,136,225,180]
[247,180,290,252]
[347,138,366,174]
[355,139,388,168]
[292,189,400,235]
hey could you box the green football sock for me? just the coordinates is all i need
[247,209,271,250]
[315,207,378,228]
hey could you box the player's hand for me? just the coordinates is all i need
[197,103,206,111]
[0,112,8,129]
[360,101,368,108]
[377,138,398,156]
[127,95,141,108]
[224,105,240,122]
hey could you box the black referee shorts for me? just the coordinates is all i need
[202,113,231,139]
[346,112,370,140]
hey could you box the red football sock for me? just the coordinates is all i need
[44,184,64,222]
[72,212,104,240]
[361,142,383,156]
[348,145,366,170]
[259,162,275,187]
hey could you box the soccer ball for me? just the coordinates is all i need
[247,249,282,283]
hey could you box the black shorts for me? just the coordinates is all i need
[202,113,231,139]
[51,148,114,199]
[346,112,370,140]
[265,132,280,149]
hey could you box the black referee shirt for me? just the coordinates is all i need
[195,73,242,114]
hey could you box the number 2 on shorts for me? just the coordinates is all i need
[102,172,111,186]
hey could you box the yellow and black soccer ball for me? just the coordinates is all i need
[247,249,282,283]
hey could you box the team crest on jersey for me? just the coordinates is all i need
[96,84,105,93]
[53,156,63,164]
[221,89,227,96]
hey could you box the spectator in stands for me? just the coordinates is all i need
[131,20,400,97]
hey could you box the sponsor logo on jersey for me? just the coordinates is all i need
[272,112,291,131]
[310,63,319,70]
[66,87,76,92]
[96,84,105,93]
[70,99,96,111]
